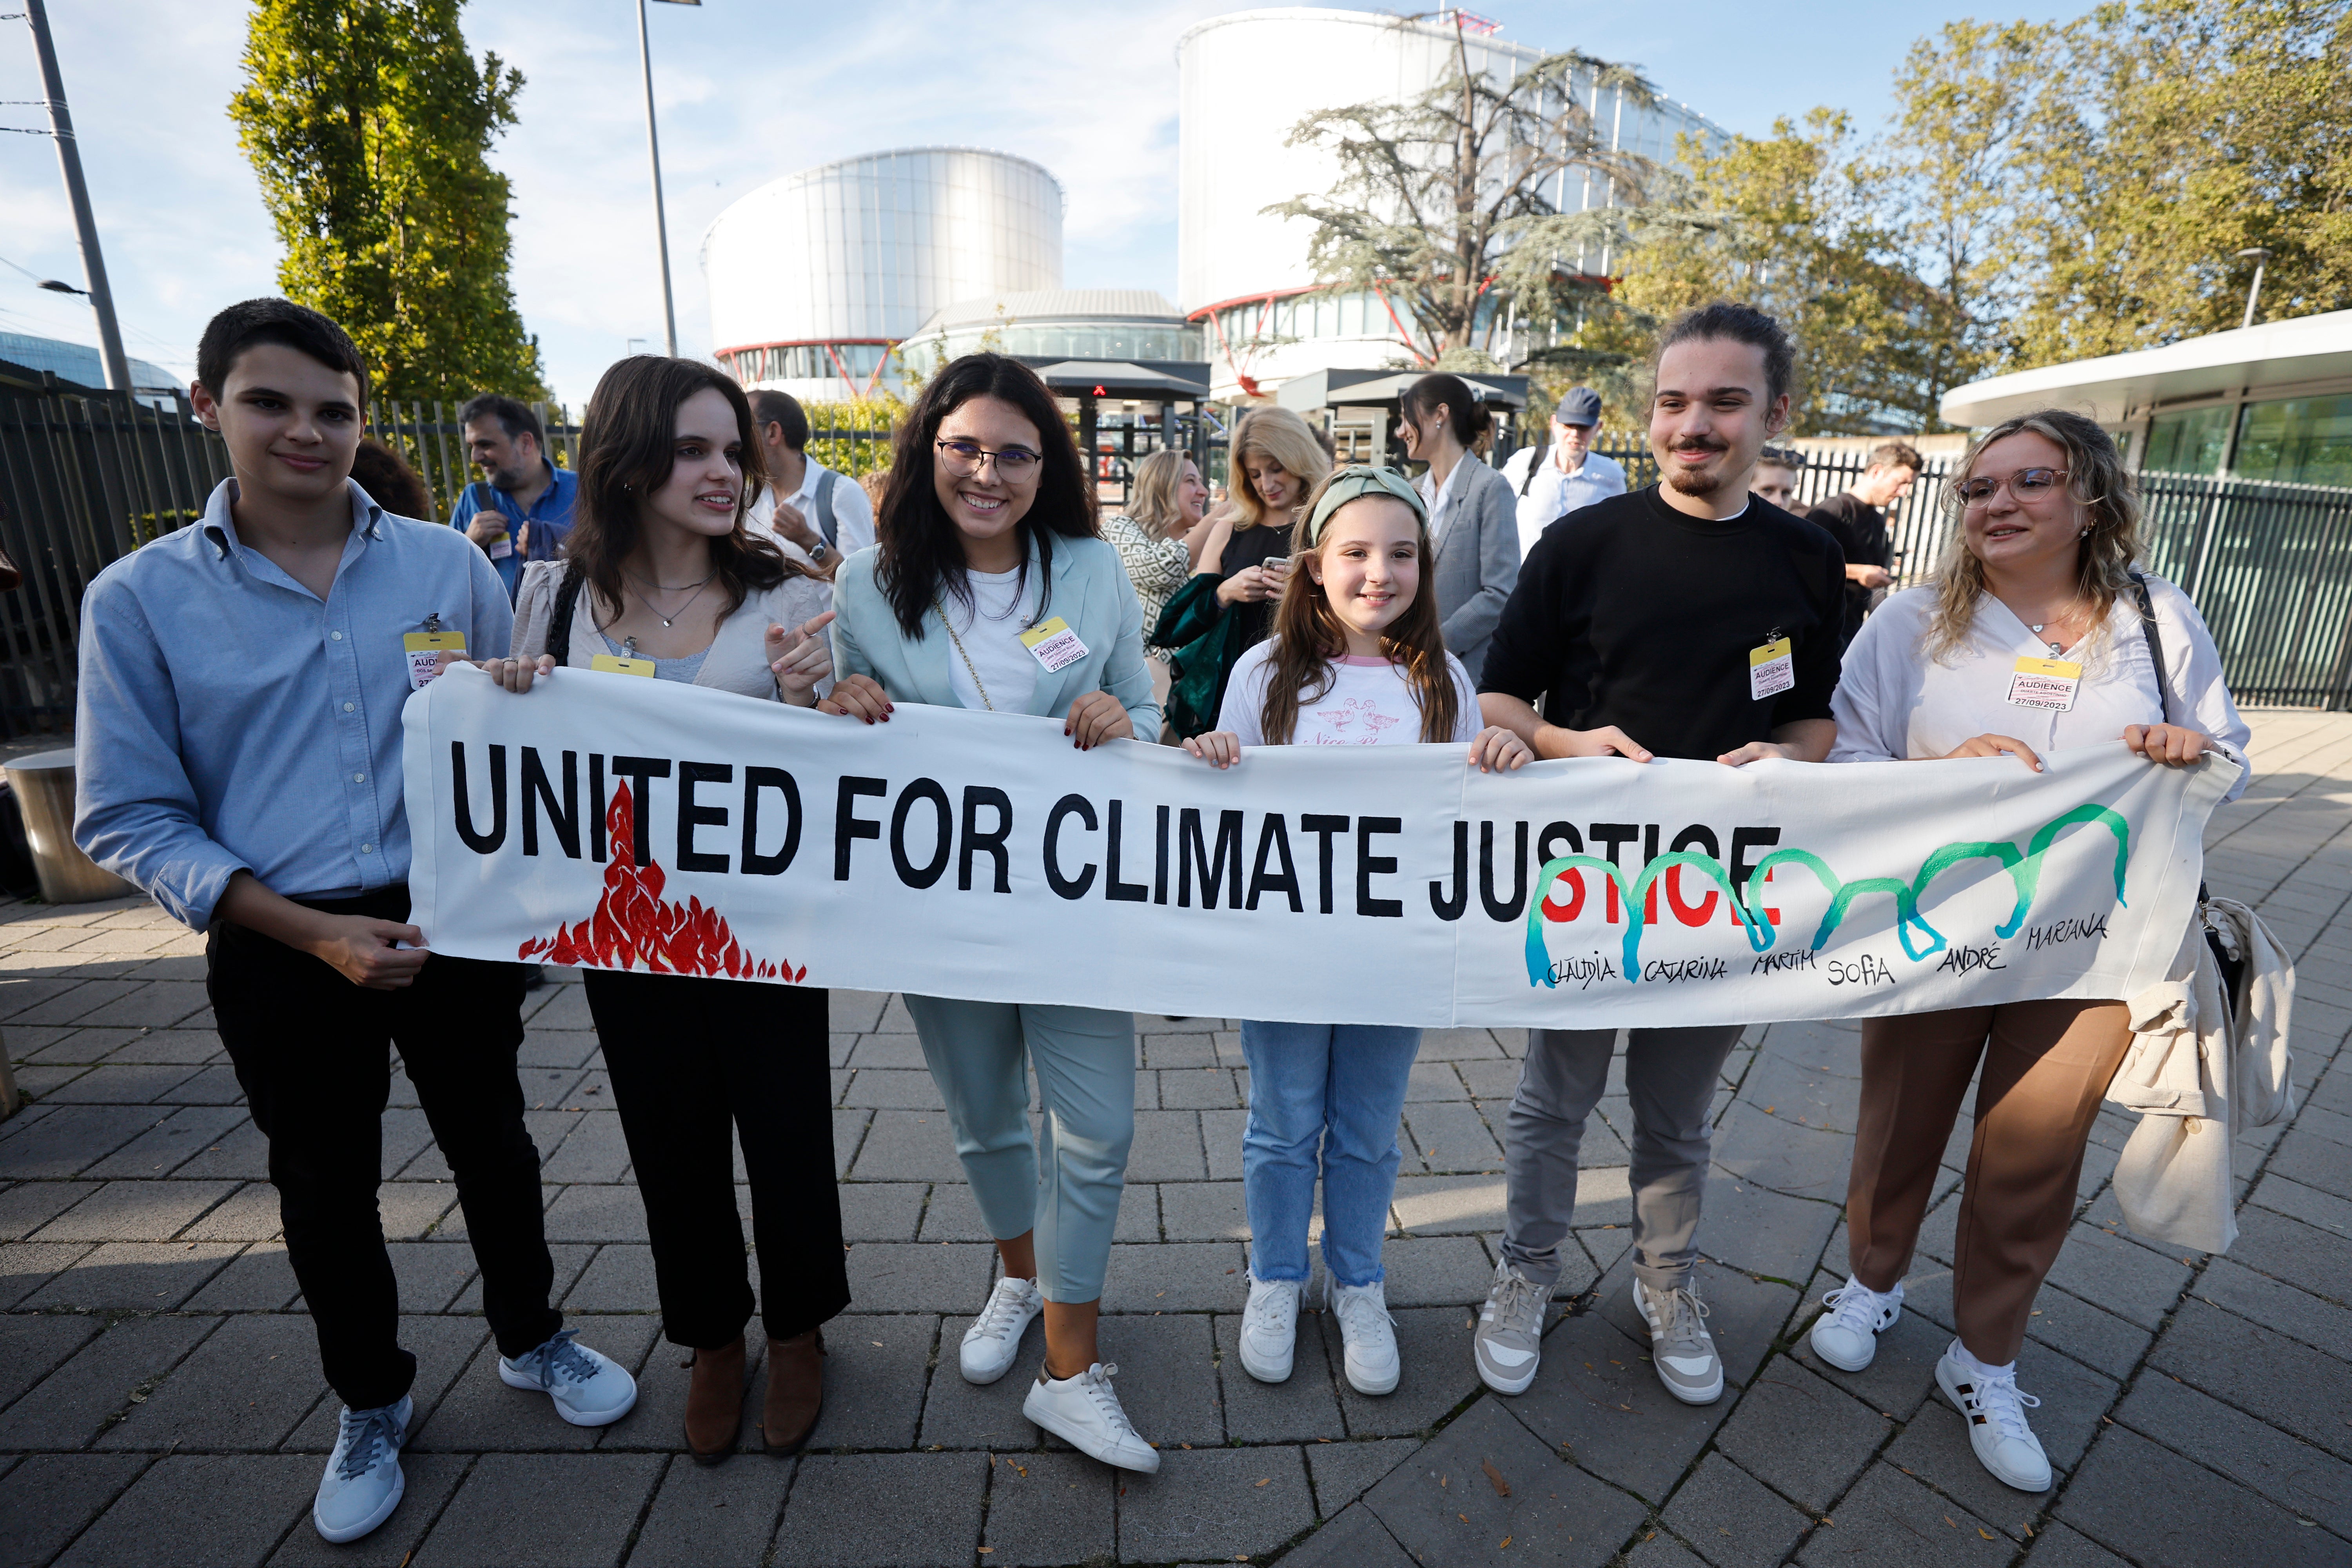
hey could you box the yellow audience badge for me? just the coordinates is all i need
[403,631,466,691]
[1747,637,1795,701]
[2007,656,2082,711]
[590,654,657,678]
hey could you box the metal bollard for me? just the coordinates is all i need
[3,749,135,904]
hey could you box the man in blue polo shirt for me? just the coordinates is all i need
[448,393,576,600]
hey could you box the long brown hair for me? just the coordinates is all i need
[569,355,799,624]
[875,353,1098,638]
[1258,479,1458,744]
[1927,408,2145,662]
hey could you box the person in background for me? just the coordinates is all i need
[1183,465,1531,1398]
[74,299,635,1548]
[347,437,431,520]
[1397,372,1520,681]
[1102,448,1208,718]
[1499,387,1627,557]
[745,388,876,580]
[449,394,577,601]
[820,352,1163,1473]
[859,468,891,534]
[1152,406,1330,737]
[1817,408,2249,1494]
[1474,302,1843,1410]
[1808,439,1922,648]
[1752,445,1806,515]
[477,355,846,1466]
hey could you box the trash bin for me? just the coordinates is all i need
[2,749,134,904]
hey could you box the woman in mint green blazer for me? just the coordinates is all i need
[821,354,1161,1474]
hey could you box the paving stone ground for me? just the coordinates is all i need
[2,710,2349,1566]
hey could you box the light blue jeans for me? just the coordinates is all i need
[900,996,1135,1303]
[1239,1020,1423,1289]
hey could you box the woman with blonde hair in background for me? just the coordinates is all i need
[1151,406,1331,735]
[1102,447,1209,719]
[1817,408,2249,1495]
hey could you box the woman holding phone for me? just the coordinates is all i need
[474,356,848,1465]
[820,353,1165,1472]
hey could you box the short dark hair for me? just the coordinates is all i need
[194,298,368,407]
[1868,439,1924,473]
[348,437,431,518]
[748,389,808,451]
[1656,301,1794,408]
[459,392,543,451]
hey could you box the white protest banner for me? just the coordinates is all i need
[403,664,2237,1029]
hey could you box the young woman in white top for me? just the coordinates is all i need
[1817,409,2250,1496]
[1185,466,1532,1396]
[477,356,844,1465]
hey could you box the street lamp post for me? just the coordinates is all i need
[635,0,700,359]
[22,0,131,396]
[2237,247,2272,332]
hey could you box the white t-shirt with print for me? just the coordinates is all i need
[1217,641,1478,747]
[939,566,1040,715]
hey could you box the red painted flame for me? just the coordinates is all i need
[517,783,806,983]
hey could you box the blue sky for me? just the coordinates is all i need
[0,2,2097,408]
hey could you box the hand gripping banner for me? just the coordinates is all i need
[403,665,2237,1029]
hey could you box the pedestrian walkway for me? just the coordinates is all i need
[2,711,2347,1567]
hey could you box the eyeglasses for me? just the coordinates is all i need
[1956,467,2069,506]
[935,439,1042,482]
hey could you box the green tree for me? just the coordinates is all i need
[1263,20,1700,371]
[230,0,547,403]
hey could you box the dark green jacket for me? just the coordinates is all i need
[1151,573,1246,740]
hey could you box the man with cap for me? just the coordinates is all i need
[1499,387,1626,557]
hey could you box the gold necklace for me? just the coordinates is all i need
[934,597,993,711]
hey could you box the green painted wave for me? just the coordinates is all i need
[1523,803,2132,988]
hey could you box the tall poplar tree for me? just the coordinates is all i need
[230,0,547,403]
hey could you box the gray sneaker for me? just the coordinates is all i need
[313,1395,411,1543]
[1634,1278,1723,1405]
[1474,1259,1550,1395]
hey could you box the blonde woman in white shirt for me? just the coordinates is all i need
[1184,466,1530,1398]
[1817,408,2250,1497]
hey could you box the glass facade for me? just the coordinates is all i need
[723,343,891,386]
[2234,394,2352,488]
[2142,395,2352,486]
[2143,405,2234,475]
[900,321,1200,376]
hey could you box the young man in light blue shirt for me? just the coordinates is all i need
[73,299,635,1546]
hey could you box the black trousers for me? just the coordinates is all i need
[584,968,849,1348]
[208,887,560,1411]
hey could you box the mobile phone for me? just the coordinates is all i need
[1263,555,1290,571]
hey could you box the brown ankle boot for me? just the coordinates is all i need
[684,1337,746,1465]
[762,1329,826,1455]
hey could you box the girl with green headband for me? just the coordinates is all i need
[1183,465,1532,1396]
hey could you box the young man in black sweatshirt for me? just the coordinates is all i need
[1470,303,1845,1406]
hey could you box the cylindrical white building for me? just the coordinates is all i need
[701,147,1063,401]
[1177,8,1725,401]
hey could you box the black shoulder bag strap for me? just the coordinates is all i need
[2133,570,2240,991]
[814,469,840,548]
[544,562,586,668]
[1517,443,1549,496]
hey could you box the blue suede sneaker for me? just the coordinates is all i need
[498,1328,638,1426]
[313,1394,411,1543]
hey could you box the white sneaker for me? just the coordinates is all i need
[1634,1278,1724,1405]
[1237,1273,1302,1383]
[962,1276,1045,1385]
[1330,1279,1400,1396]
[1022,1362,1160,1473]
[1809,1277,1904,1372]
[498,1328,638,1427]
[1473,1258,1549,1396]
[1937,1346,2053,1492]
[313,1395,411,1543]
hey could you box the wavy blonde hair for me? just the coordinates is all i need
[1926,408,2145,662]
[1128,448,1197,537]
[1232,407,1332,531]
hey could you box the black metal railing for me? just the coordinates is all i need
[7,379,2352,737]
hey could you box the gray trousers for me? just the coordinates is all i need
[1501,1024,1744,1292]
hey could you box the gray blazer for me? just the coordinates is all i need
[1427,450,1521,682]
[829,532,1162,735]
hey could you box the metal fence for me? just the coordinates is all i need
[7,379,2352,739]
